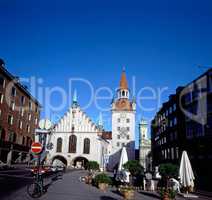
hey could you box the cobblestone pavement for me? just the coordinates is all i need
[3,170,157,200]
[2,170,211,200]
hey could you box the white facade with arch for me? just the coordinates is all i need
[46,101,110,168]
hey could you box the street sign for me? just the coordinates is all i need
[31,142,43,154]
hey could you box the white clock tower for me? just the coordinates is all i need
[109,69,136,170]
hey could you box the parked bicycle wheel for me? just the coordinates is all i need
[27,182,42,198]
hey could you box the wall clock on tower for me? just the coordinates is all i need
[119,127,128,139]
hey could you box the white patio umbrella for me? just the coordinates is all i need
[179,151,195,189]
[116,147,130,183]
[118,147,128,171]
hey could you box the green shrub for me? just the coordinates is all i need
[86,161,99,171]
[94,173,112,185]
[123,160,144,177]
[159,163,178,178]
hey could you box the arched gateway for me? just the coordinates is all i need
[72,156,88,169]
[52,155,68,167]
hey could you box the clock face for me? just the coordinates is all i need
[119,127,128,138]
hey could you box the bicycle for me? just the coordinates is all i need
[27,170,46,198]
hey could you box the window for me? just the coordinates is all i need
[9,132,16,143]
[83,138,90,154]
[169,107,172,114]
[166,149,169,159]
[126,127,130,131]
[127,135,130,140]
[0,93,4,104]
[126,118,130,123]
[69,135,77,153]
[117,118,120,123]
[21,96,25,105]
[117,142,120,147]
[173,118,177,125]
[169,120,173,127]
[19,120,23,129]
[0,76,5,87]
[20,108,24,117]
[28,113,32,121]
[173,104,176,111]
[117,127,120,131]
[27,125,30,133]
[117,135,120,139]
[35,118,38,125]
[56,138,63,153]
[164,149,167,159]
[176,147,179,159]
[29,101,32,111]
[11,87,16,96]
[10,101,15,111]
[171,148,174,160]
[8,115,13,125]
[122,143,125,147]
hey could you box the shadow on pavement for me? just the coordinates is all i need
[43,174,63,192]
[139,191,160,199]
[100,196,119,200]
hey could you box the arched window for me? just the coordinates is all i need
[83,138,90,154]
[69,135,77,153]
[122,91,125,97]
[56,138,63,153]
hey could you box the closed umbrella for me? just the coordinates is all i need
[118,147,128,171]
[179,151,195,190]
[116,147,130,183]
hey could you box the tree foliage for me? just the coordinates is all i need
[159,163,178,178]
[123,160,144,177]
[86,161,99,171]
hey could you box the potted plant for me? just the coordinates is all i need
[85,172,93,184]
[159,188,177,200]
[119,185,135,200]
[94,173,112,192]
[85,161,100,184]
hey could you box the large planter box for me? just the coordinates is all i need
[98,183,108,192]
[122,190,135,200]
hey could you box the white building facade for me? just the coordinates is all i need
[46,95,110,169]
[139,119,151,171]
[109,70,136,170]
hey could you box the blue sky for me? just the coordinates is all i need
[1,0,212,147]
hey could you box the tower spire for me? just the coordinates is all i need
[119,68,128,90]
[98,112,103,130]
[72,90,78,107]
